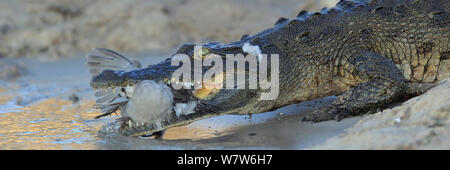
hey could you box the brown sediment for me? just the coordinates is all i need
[0,88,12,104]
[313,79,450,149]
[163,126,221,140]
[0,96,12,105]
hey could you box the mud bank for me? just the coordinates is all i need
[313,79,450,149]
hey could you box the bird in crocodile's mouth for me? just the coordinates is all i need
[86,44,251,137]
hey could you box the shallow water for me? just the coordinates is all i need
[0,55,360,150]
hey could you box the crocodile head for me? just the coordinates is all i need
[89,41,278,137]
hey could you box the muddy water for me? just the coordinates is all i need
[0,54,361,149]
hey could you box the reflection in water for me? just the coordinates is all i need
[0,99,102,149]
[0,98,231,149]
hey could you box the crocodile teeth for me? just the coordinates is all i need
[123,85,135,98]
[119,89,126,97]
[174,81,195,89]
[181,82,193,89]
[195,81,202,88]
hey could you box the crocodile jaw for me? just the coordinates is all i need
[96,79,204,137]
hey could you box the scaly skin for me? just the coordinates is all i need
[90,0,450,137]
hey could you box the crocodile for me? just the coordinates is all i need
[86,0,450,137]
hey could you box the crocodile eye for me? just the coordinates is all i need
[194,48,210,60]
[199,48,210,56]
